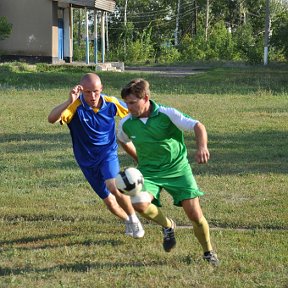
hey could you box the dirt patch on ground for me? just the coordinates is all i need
[125,66,208,77]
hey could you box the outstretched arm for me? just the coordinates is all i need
[48,85,83,124]
[194,122,210,164]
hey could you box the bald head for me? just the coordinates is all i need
[80,73,102,87]
[79,73,103,108]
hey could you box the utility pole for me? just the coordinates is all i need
[124,0,128,55]
[77,8,81,46]
[101,11,105,63]
[85,8,89,64]
[94,10,98,64]
[105,12,109,54]
[175,0,181,45]
[264,0,270,65]
[205,0,209,41]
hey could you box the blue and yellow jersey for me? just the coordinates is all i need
[61,94,128,168]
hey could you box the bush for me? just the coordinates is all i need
[73,43,86,61]
[126,40,143,63]
[0,62,36,73]
[207,20,235,60]
[0,16,12,40]
[271,11,288,61]
[157,44,181,64]
[178,34,207,62]
[113,25,155,64]
[233,23,263,64]
[178,21,237,62]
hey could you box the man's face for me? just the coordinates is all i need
[82,80,103,108]
[124,94,148,117]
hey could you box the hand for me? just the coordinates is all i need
[69,85,83,103]
[195,147,210,164]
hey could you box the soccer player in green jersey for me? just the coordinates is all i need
[117,78,219,265]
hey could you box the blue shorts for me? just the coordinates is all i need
[80,154,120,199]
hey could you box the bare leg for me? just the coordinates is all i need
[106,178,135,216]
[103,193,128,221]
[106,178,145,238]
[182,197,212,252]
[181,197,203,221]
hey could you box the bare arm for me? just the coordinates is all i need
[47,85,83,124]
[194,122,210,164]
[119,140,138,163]
[47,100,72,123]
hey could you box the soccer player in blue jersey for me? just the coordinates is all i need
[117,78,219,265]
[48,73,144,238]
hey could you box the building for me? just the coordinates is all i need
[0,0,115,64]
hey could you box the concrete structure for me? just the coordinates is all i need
[0,0,115,64]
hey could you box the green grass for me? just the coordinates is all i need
[0,63,287,287]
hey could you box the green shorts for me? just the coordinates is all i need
[142,169,204,207]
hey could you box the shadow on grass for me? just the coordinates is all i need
[1,66,288,95]
[0,232,123,253]
[2,214,110,224]
[0,131,70,145]
[0,259,167,276]
[0,132,77,171]
[1,129,287,175]
[0,233,73,246]
[187,130,288,175]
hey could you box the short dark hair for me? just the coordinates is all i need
[121,78,150,99]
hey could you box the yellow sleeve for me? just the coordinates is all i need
[104,96,129,118]
[61,99,81,124]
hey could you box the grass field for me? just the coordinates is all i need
[0,62,287,287]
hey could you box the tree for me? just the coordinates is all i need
[72,0,288,64]
[0,16,12,40]
[271,7,288,60]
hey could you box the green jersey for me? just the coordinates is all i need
[117,100,199,178]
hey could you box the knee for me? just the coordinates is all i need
[130,192,152,212]
[104,194,118,209]
[109,186,120,195]
[189,211,203,222]
[182,198,203,222]
[133,202,149,213]
[191,215,207,228]
[191,218,202,226]
[105,180,121,196]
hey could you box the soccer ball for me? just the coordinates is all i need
[115,167,144,196]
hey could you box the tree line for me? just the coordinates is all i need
[1,0,287,65]
[82,0,287,64]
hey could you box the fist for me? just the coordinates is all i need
[70,85,83,102]
[195,148,210,164]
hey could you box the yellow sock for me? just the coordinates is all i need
[140,203,171,228]
[192,216,213,253]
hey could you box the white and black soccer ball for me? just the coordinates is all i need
[115,167,144,196]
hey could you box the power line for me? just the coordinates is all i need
[115,1,195,19]
[110,6,198,26]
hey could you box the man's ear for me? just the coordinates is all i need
[144,94,149,102]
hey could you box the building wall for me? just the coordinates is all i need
[0,0,110,64]
[0,0,54,60]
